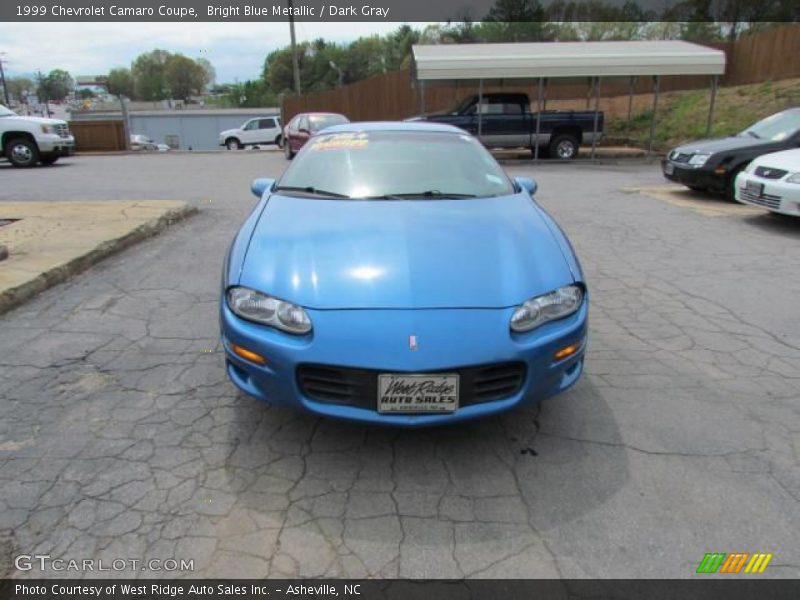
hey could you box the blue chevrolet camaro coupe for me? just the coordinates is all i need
[220,122,587,426]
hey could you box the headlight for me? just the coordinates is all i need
[510,285,583,333]
[227,287,312,334]
[688,153,711,167]
[786,173,800,184]
[744,161,757,174]
[40,124,54,134]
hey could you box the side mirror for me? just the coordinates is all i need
[251,178,275,199]
[514,176,538,196]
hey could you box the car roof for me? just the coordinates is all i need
[321,121,466,135]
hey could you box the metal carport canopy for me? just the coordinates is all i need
[411,40,726,160]
[412,40,726,80]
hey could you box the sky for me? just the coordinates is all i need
[0,22,430,83]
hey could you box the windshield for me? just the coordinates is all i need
[450,97,475,115]
[0,105,16,117]
[309,114,348,132]
[742,109,800,141]
[276,130,516,199]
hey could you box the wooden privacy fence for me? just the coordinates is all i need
[283,24,800,123]
[69,120,127,152]
[725,25,800,85]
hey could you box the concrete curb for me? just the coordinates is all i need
[0,204,197,316]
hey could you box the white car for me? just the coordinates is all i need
[130,134,170,152]
[0,104,75,167]
[735,148,800,217]
[219,116,282,150]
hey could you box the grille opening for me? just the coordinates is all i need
[297,362,526,410]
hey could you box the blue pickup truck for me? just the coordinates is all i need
[408,92,604,159]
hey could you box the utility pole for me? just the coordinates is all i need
[0,54,10,106]
[119,95,132,150]
[287,0,301,94]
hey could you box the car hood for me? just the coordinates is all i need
[750,148,800,170]
[238,193,575,310]
[2,115,67,127]
[219,128,240,137]
[671,135,783,155]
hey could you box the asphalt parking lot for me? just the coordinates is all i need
[1,151,798,578]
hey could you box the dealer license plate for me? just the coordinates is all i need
[377,373,459,414]
[745,180,764,197]
[663,162,675,175]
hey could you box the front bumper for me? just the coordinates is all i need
[38,134,75,156]
[661,159,724,192]
[735,172,800,217]
[219,301,588,427]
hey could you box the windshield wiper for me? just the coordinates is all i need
[745,130,761,139]
[272,185,350,198]
[368,190,478,199]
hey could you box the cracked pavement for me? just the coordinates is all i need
[0,152,798,579]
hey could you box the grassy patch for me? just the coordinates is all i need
[608,77,800,151]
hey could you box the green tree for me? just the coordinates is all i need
[132,49,173,100]
[38,69,74,101]
[482,0,549,42]
[6,76,34,104]
[196,57,216,91]
[264,44,312,94]
[107,67,134,98]
[384,24,420,70]
[165,54,205,100]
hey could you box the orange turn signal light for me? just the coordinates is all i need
[714,165,726,175]
[554,342,581,361]
[231,343,266,365]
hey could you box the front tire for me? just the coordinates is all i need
[284,140,295,160]
[275,134,283,147]
[549,134,579,160]
[6,138,39,168]
[225,138,243,150]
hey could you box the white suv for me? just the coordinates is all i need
[0,104,75,167]
[219,116,282,150]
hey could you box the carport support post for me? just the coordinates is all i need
[534,77,543,161]
[706,74,718,137]
[648,75,660,157]
[477,78,484,138]
[627,76,636,125]
[591,76,601,160]
[542,77,548,112]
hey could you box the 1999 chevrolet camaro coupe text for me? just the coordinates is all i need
[219,122,588,426]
